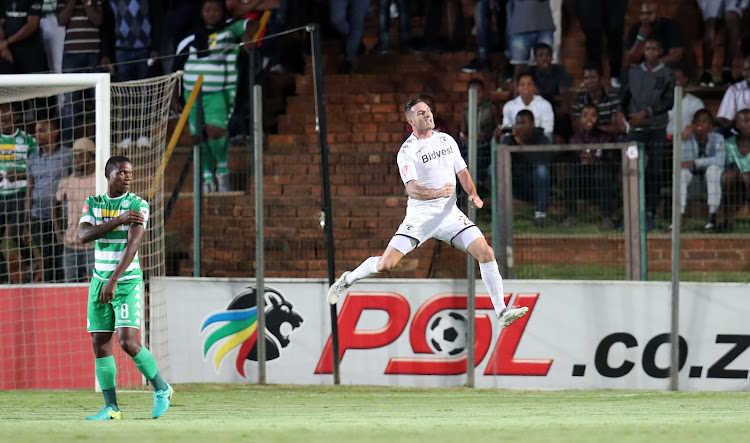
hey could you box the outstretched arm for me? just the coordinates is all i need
[405,180,455,200]
[457,168,483,209]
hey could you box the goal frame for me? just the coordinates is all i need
[0,73,111,194]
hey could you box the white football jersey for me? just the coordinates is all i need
[396,131,467,211]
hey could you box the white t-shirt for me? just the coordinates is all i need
[502,95,555,134]
[667,92,705,136]
[397,131,467,212]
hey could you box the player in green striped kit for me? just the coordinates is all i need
[172,0,260,193]
[78,155,172,420]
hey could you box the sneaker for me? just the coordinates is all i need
[202,180,217,194]
[117,137,133,150]
[498,305,529,328]
[461,57,490,73]
[371,42,388,55]
[704,213,717,233]
[560,216,577,228]
[216,173,231,192]
[86,406,123,420]
[327,271,351,305]
[152,383,173,419]
[610,77,621,88]
[721,69,734,86]
[699,71,714,87]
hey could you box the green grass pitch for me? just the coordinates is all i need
[2,384,750,442]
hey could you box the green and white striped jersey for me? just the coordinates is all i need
[79,191,149,282]
[42,0,58,15]
[0,129,37,196]
[176,19,248,93]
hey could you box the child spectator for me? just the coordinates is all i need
[502,73,554,143]
[572,63,626,137]
[525,42,572,139]
[720,109,750,232]
[172,0,259,193]
[561,105,619,231]
[498,109,552,227]
[716,55,750,131]
[679,109,725,233]
[55,137,96,281]
[667,65,705,139]
[621,37,674,231]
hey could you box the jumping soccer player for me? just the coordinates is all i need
[327,98,528,328]
[79,155,172,420]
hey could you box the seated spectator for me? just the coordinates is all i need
[679,109,725,233]
[622,37,674,231]
[624,0,684,68]
[27,112,72,282]
[720,109,750,232]
[55,137,96,282]
[497,109,552,227]
[717,55,750,131]
[698,0,747,86]
[525,42,572,139]
[373,0,412,54]
[459,78,500,193]
[667,65,705,139]
[502,73,554,142]
[572,63,626,137]
[506,0,554,82]
[561,105,619,231]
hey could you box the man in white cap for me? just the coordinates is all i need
[55,137,96,282]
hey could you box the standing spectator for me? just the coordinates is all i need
[26,113,72,282]
[55,137,96,281]
[459,78,500,193]
[716,55,750,130]
[172,0,259,193]
[57,0,106,143]
[577,0,628,87]
[425,0,464,53]
[624,0,685,68]
[0,1,46,84]
[498,109,552,227]
[329,0,370,73]
[506,0,554,82]
[561,105,619,231]
[502,73,554,142]
[720,109,750,232]
[621,37,674,231]
[461,0,497,73]
[373,0,411,54]
[571,63,626,137]
[0,103,36,283]
[107,0,163,82]
[698,0,747,86]
[161,0,202,74]
[525,42,571,139]
[678,109,724,233]
[41,1,65,114]
[667,65,705,139]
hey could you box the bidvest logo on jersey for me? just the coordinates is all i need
[421,146,453,164]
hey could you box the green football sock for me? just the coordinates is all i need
[131,347,168,392]
[208,136,228,175]
[95,355,118,409]
[200,142,214,180]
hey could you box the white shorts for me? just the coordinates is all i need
[699,0,748,19]
[387,205,484,255]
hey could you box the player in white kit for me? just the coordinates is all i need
[327,98,528,328]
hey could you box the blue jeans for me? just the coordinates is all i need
[476,0,491,55]
[533,163,550,214]
[378,0,411,48]
[61,52,100,142]
[64,247,94,282]
[509,30,553,64]
[329,0,370,58]
[114,48,153,82]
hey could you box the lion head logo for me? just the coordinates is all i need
[200,286,304,377]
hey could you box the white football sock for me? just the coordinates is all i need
[479,260,506,317]
[345,256,380,285]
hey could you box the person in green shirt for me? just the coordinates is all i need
[78,155,172,420]
[720,109,750,231]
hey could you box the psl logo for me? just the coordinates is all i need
[315,292,551,376]
[201,287,304,377]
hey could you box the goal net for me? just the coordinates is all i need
[0,72,179,390]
